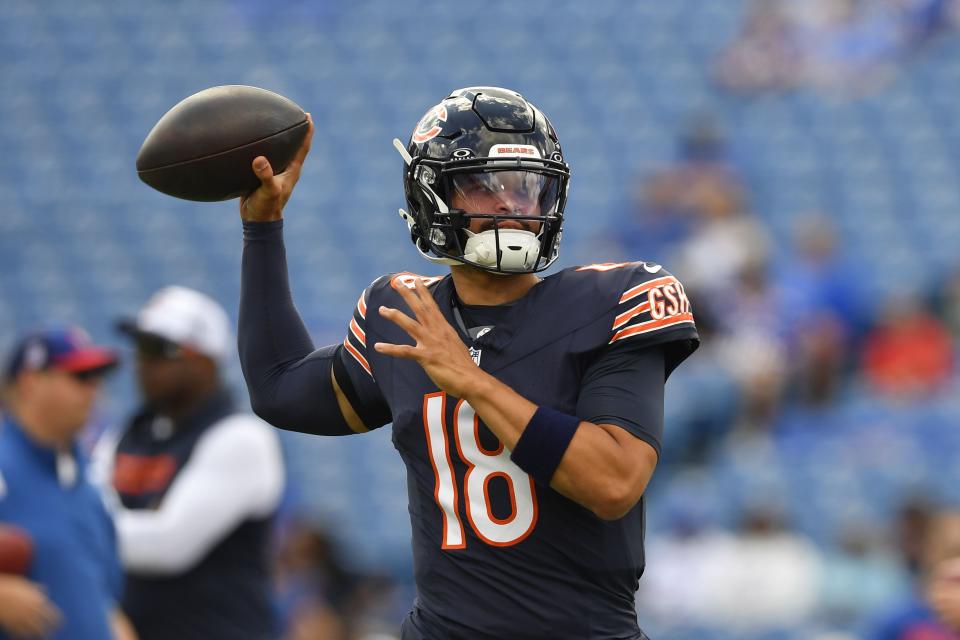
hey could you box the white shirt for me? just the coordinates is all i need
[92,413,284,575]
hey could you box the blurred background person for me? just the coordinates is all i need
[93,287,284,640]
[0,327,134,639]
[274,518,398,640]
[867,507,960,638]
[861,292,955,398]
[696,504,824,631]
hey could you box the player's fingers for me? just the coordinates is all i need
[373,342,418,360]
[392,281,429,318]
[43,600,63,627]
[251,156,282,197]
[285,114,314,176]
[378,306,421,336]
[28,607,61,636]
[412,278,441,313]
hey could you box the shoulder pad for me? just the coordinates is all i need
[560,261,694,344]
[344,273,446,378]
[607,262,694,345]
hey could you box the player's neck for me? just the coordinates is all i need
[449,265,540,306]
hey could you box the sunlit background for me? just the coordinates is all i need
[1,1,959,638]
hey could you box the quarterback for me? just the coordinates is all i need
[237,87,698,639]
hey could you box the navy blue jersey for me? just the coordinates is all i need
[337,262,698,639]
[111,393,277,640]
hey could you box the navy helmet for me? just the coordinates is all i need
[395,87,571,274]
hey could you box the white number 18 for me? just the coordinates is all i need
[422,393,538,549]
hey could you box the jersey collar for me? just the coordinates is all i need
[436,271,617,373]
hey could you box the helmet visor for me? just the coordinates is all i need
[447,171,561,217]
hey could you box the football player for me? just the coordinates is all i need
[237,87,699,639]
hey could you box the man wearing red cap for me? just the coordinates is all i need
[0,326,135,640]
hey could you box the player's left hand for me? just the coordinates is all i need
[375,279,482,399]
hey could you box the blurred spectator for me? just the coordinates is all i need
[898,497,937,578]
[776,215,868,406]
[642,503,823,630]
[660,308,741,466]
[716,0,804,92]
[860,293,954,397]
[671,184,769,298]
[713,263,789,433]
[93,287,285,640]
[637,489,737,625]
[897,0,960,44]
[699,505,823,630]
[613,115,747,264]
[275,521,347,640]
[819,525,908,626]
[274,520,398,640]
[797,0,903,92]
[790,313,849,406]
[936,269,960,338]
[0,327,134,640]
[866,507,960,638]
[717,0,960,95]
[777,214,868,340]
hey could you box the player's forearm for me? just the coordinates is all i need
[239,222,355,434]
[239,220,315,386]
[463,374,652,520]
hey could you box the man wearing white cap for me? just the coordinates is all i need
[95,286,285,640]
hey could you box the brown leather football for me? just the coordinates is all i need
[136,85,309,202]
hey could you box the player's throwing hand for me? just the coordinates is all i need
[239,114,314,223]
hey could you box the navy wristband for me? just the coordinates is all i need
[510,407,581,486]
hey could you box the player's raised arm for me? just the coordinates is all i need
[237,120,367,435]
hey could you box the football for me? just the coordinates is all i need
[136,85,309,201]
[0,523,33,575]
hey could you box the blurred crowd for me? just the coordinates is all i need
[603,107,960,637]
[610,114,957,444]
[716,0,960,94]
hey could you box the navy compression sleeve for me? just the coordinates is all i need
[239,220,353,435]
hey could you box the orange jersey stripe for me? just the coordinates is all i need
[356,293,367,319]
[609,312,695,344]
[613,301,651,330]
[349,317,366,346]
[619,276,678,304]
[575,262,633,272]
[343,337,372,376]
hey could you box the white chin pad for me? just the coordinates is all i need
[462,229,541,271]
